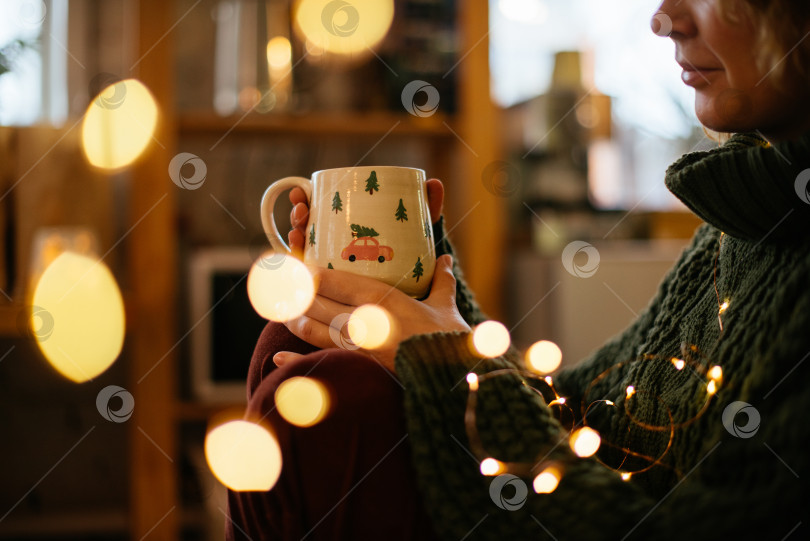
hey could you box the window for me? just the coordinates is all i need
[0,0,68,126]
[490,0,710,210]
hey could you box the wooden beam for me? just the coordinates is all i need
[128,0,178,539]
[455,0,505,320]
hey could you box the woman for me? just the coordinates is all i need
[227,0,810,538]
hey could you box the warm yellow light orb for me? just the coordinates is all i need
[708,366,723,381]
[532,466,561,494]
[347,304,391,350]
[525,340,562,374]
[466,372,479,392]
[479,458,505,476]
[471,320,511,358]
[570,427,601,458]
[275,376,330,427]
[205,420,282,491]
[31,252,125,382]
[293,0,394,57]
[247,253,315,322]
[81,79,158,170]
[267,36,292,70]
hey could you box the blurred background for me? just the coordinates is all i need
[0,0,711,539]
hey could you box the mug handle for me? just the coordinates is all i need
[260,176,313,257]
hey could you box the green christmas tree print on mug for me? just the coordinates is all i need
[395,198,408,222]
[365,171,379,194]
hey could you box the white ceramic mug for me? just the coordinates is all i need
[261,166,436,298]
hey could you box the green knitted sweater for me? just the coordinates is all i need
[397,132,810,540]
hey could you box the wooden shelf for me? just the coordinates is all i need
[178,111,455,138]
[175,400,246,422]
[0,509,129,538]
[0,304,23,338]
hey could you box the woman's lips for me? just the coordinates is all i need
[680,66,722,87]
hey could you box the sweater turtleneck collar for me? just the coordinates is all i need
[664,131,810,244]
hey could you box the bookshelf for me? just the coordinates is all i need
[0,1,502,539]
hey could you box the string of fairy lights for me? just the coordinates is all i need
[202,231,733,497]
[464,231,731,496]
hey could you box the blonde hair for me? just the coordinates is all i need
[718,0,810,88]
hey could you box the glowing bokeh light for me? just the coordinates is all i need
[275,376,330,427]
[672,358,685,370]
[266,36,292,70]
[293,0,394,57]
[707,380,717,395]
[570,427,601,458]
[205,420,282,491]
[525,340,562,374]
[532,466,561,494]
[81,79,158,170]
[471,320,511,358]
[708,366,723,381]
[346,304,392,349]
[31,252,125,382]
[480,458,505,476]
[620,472,632,481]
[247,253,315,322]
[626,385,636,398]
[466,372,479,392]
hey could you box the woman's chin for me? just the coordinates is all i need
[695,98,753,135]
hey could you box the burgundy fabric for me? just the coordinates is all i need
[225,322,439,541]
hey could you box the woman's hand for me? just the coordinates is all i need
[288,178,445,254]
[275,254,470,372]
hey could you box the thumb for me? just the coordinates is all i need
[425,254,456,306]
[273,351,305,367]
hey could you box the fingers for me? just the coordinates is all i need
[309,265,406,307]
[289,187,308,206]
[288,201,309,255]
[285,314,336,351]
[284,293,354,349]
[426,178,444,224]
[290,202,309,228]
[273,351,304,366]
[425,255,457,307]
[288,228,305,256]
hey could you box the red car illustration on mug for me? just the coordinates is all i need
[341,237,394,263]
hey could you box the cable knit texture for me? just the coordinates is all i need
[395,132,810,540]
